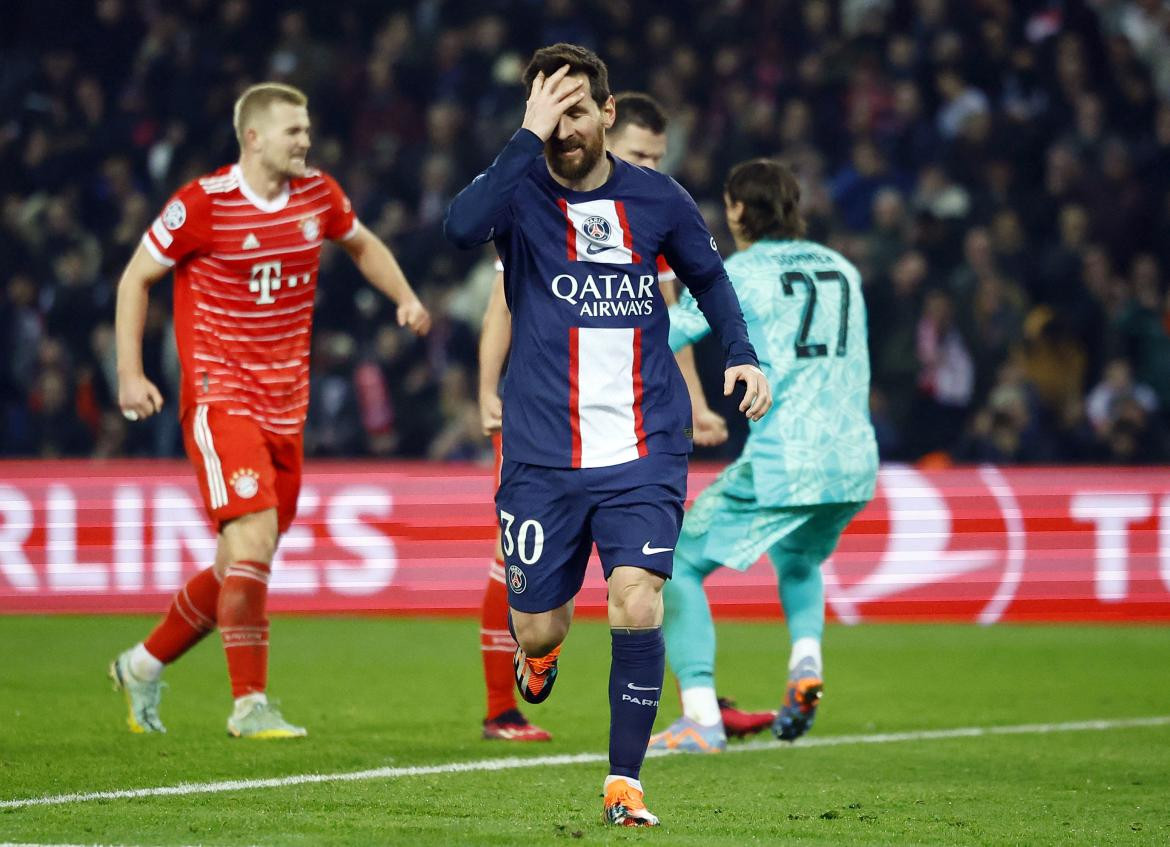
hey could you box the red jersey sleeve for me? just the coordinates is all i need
[141,181,211,267]
[319,172,359,241]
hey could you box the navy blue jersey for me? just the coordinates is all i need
[446,129,757,469]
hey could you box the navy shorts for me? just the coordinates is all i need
[496,452,688,613]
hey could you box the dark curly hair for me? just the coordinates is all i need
[522,43,611,108]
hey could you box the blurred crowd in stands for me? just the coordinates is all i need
[4,0,1170,465]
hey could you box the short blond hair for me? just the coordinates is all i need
[233,82,308,145]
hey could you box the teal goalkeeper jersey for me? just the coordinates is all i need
[669,239,878,506]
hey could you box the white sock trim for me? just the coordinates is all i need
[232,692,268,718]
[129,643,164,681]
[681,685,722,726]
[789,637,823,674]
[604,775,643,793]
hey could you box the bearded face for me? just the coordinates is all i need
[541,75,613,183]
[547,119,606,181]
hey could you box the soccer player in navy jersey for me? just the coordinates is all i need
[476,91,772,743]
[444,43,771,826]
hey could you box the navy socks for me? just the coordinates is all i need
[608,627,666,780]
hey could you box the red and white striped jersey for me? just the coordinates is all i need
[141,164,358,434]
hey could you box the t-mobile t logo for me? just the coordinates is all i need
[250,261,310,305]
[250,261,282,305]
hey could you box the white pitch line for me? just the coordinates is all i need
[3,715,1168,812]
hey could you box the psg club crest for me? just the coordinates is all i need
[561,200,640,263]
[162,200,186,230]
[230,468,260,499]
[301,217,321,242]
[507,565,526,594]
[582,215,612,252]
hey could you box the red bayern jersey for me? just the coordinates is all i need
[141,164,357,434]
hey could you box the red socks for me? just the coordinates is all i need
[140,560,272,700]
[143,567,221,663]
[149,556,518,710]
[218,560,271,698]
[481,558,518,719]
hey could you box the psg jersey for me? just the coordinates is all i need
[446,129,757,469]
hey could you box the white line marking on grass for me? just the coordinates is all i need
[730,715,1170,753]
[4,715,1168,811]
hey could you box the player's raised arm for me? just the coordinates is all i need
[115,243,170,421]
[444,65,585,249]
[479,269,511,435]
[339,222,431,335]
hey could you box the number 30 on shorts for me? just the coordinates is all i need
[499,510,545,565]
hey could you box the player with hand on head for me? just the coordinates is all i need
[446,44,770,826]
[648,159,877,754]
[474,90,752,742]
[111,82,430,739]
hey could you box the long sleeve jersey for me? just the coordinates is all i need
[670,239,878,505]
[445,129,757,469]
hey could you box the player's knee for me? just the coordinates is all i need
[232,537,276,565]
[777,556,819,583]
[512,612,567,658]
[223,510,279,563]
[607,577,664,628]
[517,631,563,658]
[514,622,565,658]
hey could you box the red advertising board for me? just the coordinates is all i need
[0,461,1168,621]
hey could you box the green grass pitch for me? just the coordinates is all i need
[1,616,1167,845]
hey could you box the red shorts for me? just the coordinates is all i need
[181,404,303,534]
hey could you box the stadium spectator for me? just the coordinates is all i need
[4,0,1170,465]
[1086,356,1159,435]
[913,288,974,455]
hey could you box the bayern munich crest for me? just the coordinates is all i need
[301,217,321,241]
[507,565,526,594]
[162,200,186,230]
[230,468,260,499]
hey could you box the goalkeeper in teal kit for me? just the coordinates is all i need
[649,159,878,753]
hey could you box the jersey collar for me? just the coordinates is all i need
[539,152,622,199]
[231,164,290,213]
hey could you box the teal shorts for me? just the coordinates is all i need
[680,457,866,572]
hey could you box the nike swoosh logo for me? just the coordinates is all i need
[627,683,661,692]
[642,543,674,555]
[585,242,612,254]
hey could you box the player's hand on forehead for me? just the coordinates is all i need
[522,64,587,141]
[534,63,575,91]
